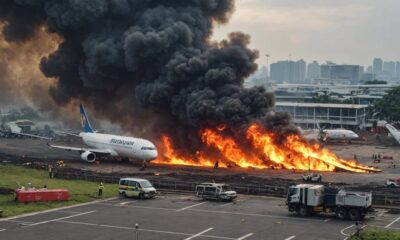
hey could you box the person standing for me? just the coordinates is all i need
[98,182,104,198]
[48,165,53,179]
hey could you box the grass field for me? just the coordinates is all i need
[349,228,400,240]
[0,165,118,217]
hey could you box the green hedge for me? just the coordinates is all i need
[350,229,400,240]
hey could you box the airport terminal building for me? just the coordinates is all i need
[275,102,368,129]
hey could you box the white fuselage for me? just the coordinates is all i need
[323,129,359,140]
[79,132,158,161]
[301,128,359,141]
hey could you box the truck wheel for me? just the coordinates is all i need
[298,206,309,217]
[348,208,361,221]
[336,208,348,220]
[139,193,145,199]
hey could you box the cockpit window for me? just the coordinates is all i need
[141,147,156,150]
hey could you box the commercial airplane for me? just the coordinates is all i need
[301,124,359,143]
[385,123,400,145]
[48,104,158,164]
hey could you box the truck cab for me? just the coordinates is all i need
[195,183,237,201]
[287,184,372,220]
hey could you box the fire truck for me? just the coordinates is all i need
[286,184,373,220]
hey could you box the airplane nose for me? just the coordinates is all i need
[145,150,158,161]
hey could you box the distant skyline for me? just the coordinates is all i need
[213,0,400,67]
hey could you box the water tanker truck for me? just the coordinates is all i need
[286,184,373,220]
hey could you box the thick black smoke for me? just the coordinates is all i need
[0,0,296,156]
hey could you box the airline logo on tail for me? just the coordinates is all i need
[80,104,94,133]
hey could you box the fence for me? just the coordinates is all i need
[53,170,399,206]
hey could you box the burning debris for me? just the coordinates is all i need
[0,1,380,173]
[155,123,380,173]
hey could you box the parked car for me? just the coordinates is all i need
[302,173,322,182]
[118,178,156,199]
[386,179,400,188]
[195,183,237,201]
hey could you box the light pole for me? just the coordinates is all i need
[265,54,270,83]
[135,223,139,240]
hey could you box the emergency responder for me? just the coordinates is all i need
[98,182,104,198]
[214,160,219,169]
[48,165,53,178]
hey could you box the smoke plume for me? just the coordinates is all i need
[0,0,296,157]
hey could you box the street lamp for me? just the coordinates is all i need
[265,54,270,82]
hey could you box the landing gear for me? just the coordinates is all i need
[140,160,147,171]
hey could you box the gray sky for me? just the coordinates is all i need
[213,0,400,67]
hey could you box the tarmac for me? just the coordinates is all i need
[1,194,400,240]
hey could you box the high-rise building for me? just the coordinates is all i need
[396,61,400,78]
[373,58,383,74]
[270,59,306,83]
[383,61,396,77]
[307,60,320,80]
[320,64,362,84]
[366,66,373,73]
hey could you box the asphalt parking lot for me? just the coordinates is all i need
[0,194,399,240]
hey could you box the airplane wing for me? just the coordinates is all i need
[54,130,80,137]
[0,130,52,140]
[385,124,400,144]
[47,143,113,155]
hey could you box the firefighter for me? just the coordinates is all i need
[48,165,53,179]
[98,182,104,198]
[214,160,219,169]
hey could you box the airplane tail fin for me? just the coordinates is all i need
[80,104,94,133]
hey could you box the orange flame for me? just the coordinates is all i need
[154,123,380,173]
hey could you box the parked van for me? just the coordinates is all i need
[118,178,156,199]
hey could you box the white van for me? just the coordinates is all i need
[118,178,157,199]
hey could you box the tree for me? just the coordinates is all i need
[372,86,400,121]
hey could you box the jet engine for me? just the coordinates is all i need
[81,151,96,163]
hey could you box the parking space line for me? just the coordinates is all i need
[284,236,295,240]
[98,202,173,211]
[5,220,34,224]
[183,227,213,240]
[0,229,6,232]
[57,220,235,239]
[57,210,81,214]
[237,233,253,239]
[0,197,116,222]
[119,201,135,206]
[385,216,400,228]
[24,210,96,227]
[177,202,207,212]
[220,202,233,207]
[189,209,325,222]
[340,224,354,237]
[58,220,98,226]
